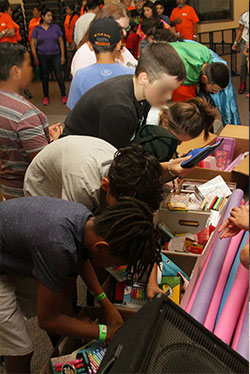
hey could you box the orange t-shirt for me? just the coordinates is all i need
[28,17,41,43]
[0,12,18,43]
[64,14,79,44]
[13,20,21,43]
[80,6,84,16]
[170,5,199,40]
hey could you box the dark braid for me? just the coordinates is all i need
[93,197,161,278]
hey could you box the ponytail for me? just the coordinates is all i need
[159,97,217,140]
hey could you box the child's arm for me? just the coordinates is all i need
[232,24,244,50]
[146,263,165,299]
[78,260,124,327]
[37,282,120,341]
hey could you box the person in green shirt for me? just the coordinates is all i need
[169,41,230,101]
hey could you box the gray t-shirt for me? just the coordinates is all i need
[0,197,92,292]
[24,136,117,212]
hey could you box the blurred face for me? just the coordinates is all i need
[156,4,164,16]
[42,11,53,24]
[121,0,131,8]
[117,16,130,38]
[168,127,193,144]
[33,8,41,18]
[177,0,186,8]
[15,52,33,90]
[201,74,222,94]
[204,83,222,94]
[66,6,72,15]
[142,72,182,107]
[144,6,153,19]
[135,0,145,11]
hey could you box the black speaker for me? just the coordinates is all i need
[98,294,248,374]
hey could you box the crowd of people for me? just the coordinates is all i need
[0,1,248,373]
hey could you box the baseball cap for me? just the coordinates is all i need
[89,18,121,47]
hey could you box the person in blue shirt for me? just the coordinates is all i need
[67,17,135,110]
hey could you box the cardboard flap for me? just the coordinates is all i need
[233,155,249,176]
[220,125,249,140]
[177,131,217,155]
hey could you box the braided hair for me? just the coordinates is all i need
[93,197,161,279]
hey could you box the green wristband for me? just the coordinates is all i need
[98,324,107,341]
[96,292,107,301]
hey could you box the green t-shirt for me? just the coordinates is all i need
[170,41,212,86]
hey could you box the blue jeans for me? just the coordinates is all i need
[38,53,66,97]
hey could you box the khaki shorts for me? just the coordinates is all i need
[0,274,38,356]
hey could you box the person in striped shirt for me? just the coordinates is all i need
[0,42,50,200]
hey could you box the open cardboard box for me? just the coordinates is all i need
[177,126,249,189]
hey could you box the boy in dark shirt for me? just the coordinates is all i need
[62,41,186,149]
[0,196,160,373]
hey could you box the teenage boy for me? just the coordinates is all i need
[170,0,199,40]
[24,138,163,212]
[74,0,100,47]
[170,41,230,102]
[28,6,42,43]
[130,0,145,23]
[0,2,17,43]
[62,41,186,148]
[0,42,49,200]
[67,18,134,110]
[0,196,161,374]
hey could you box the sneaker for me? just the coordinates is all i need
[238,82,246,94]
[61,96,68,104]
[43,97,49,105]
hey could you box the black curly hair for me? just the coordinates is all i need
[108,144,163,211]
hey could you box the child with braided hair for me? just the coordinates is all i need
[0,196,161,373]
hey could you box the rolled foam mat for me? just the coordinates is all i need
[204,230,244,331]
[214,262,249,344]
[215,231,249,326]
[189,189,244,324]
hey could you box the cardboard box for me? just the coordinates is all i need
[177,125,249,189]
[157,207,210,235]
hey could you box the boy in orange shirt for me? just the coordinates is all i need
[0,2,16,43]
[64,4,79,47]
[170,0,199,40]
[28,7,41,43]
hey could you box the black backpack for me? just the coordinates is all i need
[133,125,178,162]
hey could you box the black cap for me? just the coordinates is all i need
[89,18,121,47]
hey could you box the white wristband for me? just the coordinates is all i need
[168,159,176,177]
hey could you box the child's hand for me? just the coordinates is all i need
[169,155,194,178]
[228,205,249,231]
[146,283,165,299]
[218,218,241,239]
[218,205,249,239]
